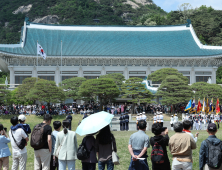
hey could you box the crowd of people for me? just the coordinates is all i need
[0,112,222,170]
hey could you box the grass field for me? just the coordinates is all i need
[0,114,221,170]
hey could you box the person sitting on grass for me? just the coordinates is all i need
[10,115,31,136]
[183,120,198,143]
[128,120,149,170]
[199,123,222,170]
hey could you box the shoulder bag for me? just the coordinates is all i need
[55,134,67,157]
[11,130,26,150]
[112,138,120,165]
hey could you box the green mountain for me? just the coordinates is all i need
[0,0,166,44]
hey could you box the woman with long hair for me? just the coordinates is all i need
[95,125,117,170]
[53,120,78,170]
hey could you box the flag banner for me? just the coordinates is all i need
[185,99,192,111]
[202,98,206,113]
[37,43,47,60]
[197,99,202,113]
[216,98,220,115]
[209,98,214,114]
[206,98,209,114]
[190,99,196,113]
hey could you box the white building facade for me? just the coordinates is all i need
[0,19,222,89]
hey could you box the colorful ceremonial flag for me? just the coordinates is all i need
[197,99,202,113]
[216,98,220,115]
[206,98,209,114]
[202,98,206,113]
[185,99,192,111]
[209,98,214,114]
[190,99,196,113]
[37,43,47,60]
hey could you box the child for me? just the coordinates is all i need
[10,115,31,136]
[51,121,62,170]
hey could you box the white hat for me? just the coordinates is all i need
[137,113,140,116]
[160,112,162,114]
[171,115,173,117]
[157,112,160,115]
[140,113,142,115]
[18,115,26,121]
[143,112,145,114]
[175,114,177,116]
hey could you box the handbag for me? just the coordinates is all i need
[11,130,26,150]
[55,135,67,157]
[112,139,120,165]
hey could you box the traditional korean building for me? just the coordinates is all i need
[0,18,222,88]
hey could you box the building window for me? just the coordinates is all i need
[37,71,55,74]
[15,76,31,84]
[195,72,212,75]
[83,71,101,74]
[38,76,54,81]
[60,71,78,74]
[186,76,190,84]
[129,71,146,74]
[84,76,99,79]
[179,71,190,74]
[196,76,211,82]
[62,76,77,81]
[106,71,123,74]
[129,76,146,79]
[14,71,32,74]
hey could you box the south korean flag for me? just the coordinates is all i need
[37,43,47,60]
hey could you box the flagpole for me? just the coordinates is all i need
[37,40,38,82]
[61,40,62,83]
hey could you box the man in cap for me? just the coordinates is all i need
[174,114,178,123]
[170,115,174,131]
[10,115,31,136]
[199,123,222,170]
[141,112,147,122]
[156,112,160,124]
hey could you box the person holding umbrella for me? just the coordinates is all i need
[95,125,117,170]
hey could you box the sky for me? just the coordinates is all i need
[154,0,222,12]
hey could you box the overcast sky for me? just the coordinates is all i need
[154,0,222,12]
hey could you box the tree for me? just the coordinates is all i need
[79,78,120,111]
[60,77,86,100]
[27,79,65,109]
[7,88,23,105]
[121,77,153,114]
[148,68,189,84]
[216,66,222,84]
[156,75,193,113]
[99,73,125,87]
[0,85,10,104]
[191,82,222,102]
[16,77,39,103]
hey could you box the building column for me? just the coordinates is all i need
[32,66,37,78]
[212,66,218,84]
[78,67,83,77]
[55,66,60,85]
[124,67,128,79]
[101,67,105,75]
[190,67,195,84]
[9,67,14,87]
[147,66,151,79]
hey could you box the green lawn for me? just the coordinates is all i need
[0,114,221,170]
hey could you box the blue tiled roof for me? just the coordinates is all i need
[0,27,222,57]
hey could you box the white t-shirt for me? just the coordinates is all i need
[9,128,27,156]
[159,115,164,122]
[184,131,197,143]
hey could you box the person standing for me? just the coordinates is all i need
[141,112,147,122]
[125,112,129,131]
[0,124,11,170]
[81,134,98,170]
[156,112,160,124]
[174,114,178,124]
[150,123,171,170]
[9,116,29,170]
[66,113,72,130]
[170,115,174,131]
[122,113,126,131]
[199,123,222,170]
[153,113,157,124]
[53,120,78,170]
[32,114,53,170]
[128,120,149,170]
[183,120,198,143]
[95,125,117,170]
[159,112,164,127]
[169,122,196,170]
[119,114,123,131]
[50,121,61,170]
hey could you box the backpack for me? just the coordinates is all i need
[30,123,47,149]
[151,138,164,164]
[206,139,222,169]
[77,137,93,160]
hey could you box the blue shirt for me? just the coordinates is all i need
[0,135,11,158]
[199,135,222,170]
[129,130,150,151]
[51,130,59,155]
